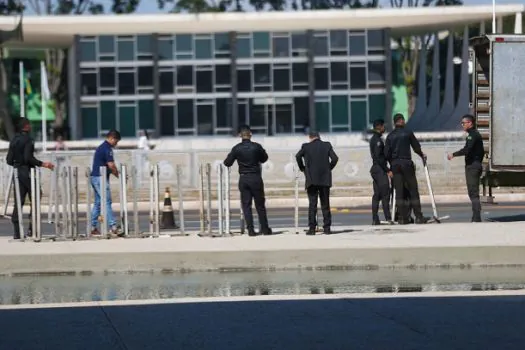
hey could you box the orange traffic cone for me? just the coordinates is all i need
[161,187,178,229]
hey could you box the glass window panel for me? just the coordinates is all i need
[367,30,384,47]
[99,67,115,88]
[101,101,116,131]
[177,99,194,129]
[368,61,385,82]
[139,100,155,130]
[119,105,136,137]
[272,37,289,57]
[160,106,175,136]
[331,95,348,125]
[215,64,230,85]
[176,34,193,52]
[79,41,96,62]
[176,66,193,86]
[314,67,329,90]
[158,38,173,60]
[237,102,247,127]
[292,63,308,84]
[160,71,174,94]
[254,64,270,85]
[273,68,290,91]
[214,33,230,51]
[350,67,366,89]
[249,101,266,128]
[349,35,366,56]
[315,101,330,132]
[81,73,97,95]
[237,69,251,92]
[253,32,270,51]
[81,107,98,138]
[275,105,293,133]
[330,62,347,83]
[368,94,386,124]
[98,36,114,54]
[330,30,347,49]
[118,72,135,94]
[195,39,212,59]
[313,36,328,56]
[238,37,251,58]
[197,104,213,135]
[138,66,153,87]
[291,32,306,50]
[117,40,134,61]
[293,97,309,129]
[196,70,213,93]
[137,35,152,53]
[350,100,367,131]
[216,98,230,128]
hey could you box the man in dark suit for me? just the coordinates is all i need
[295,131,339,235]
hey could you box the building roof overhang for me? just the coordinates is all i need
[0,4,522,48]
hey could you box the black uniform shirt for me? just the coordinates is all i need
[453,128,485,165]
[6,131,43,169]
[223,139,269,175]
[384,126,424,162]
[369,131,389,173]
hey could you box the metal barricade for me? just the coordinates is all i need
[176,164,186,236]
[2,167,13,218]
[149,164,160,237]
[100,166,108,237]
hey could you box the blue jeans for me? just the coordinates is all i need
[90,176,116,229]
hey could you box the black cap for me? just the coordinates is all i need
[393,113,405,124]
[372,119,385,128]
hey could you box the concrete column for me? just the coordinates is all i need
[306,29,316,132]
[383,28,393,131]
[515,12,523,34]
[480,21,486,35]
[497,16,503,34]
[72,35,81,140]
[152,33,160,138]
[229,31,238,135]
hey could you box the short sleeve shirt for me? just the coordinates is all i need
[90,141,114,178]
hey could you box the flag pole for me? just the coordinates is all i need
[19,61,24,119]
[40,61,47,153]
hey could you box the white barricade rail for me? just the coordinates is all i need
[176,164,187,236]
[13,168,25,242]
[2,166,13,217]
[86,167,92,236]
[100,166,108,238]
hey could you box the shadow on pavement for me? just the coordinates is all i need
[486,214,525,223]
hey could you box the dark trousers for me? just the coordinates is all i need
[307,185,331,230]
[394,185,413,221]
[371,168,391,221]
[391,159,423,221]
[239,173,269,232]
[466,162,482,220]
[11,170,32,239]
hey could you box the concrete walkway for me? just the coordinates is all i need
[1,291,525,350]
[2,222,525,275]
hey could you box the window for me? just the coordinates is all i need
[293,97,309,128]
[118,72,135,94]
[237,68,252,92]
[273,67,290,91]
[195,38,212,59]
[79,41,96,62]
[314,67,329,90]
[216,98,230,128]
[292,63,308,86]
[159,71,174,94]
[313,36,328,56]
[330,62,347,83]
[101,101,116,131]
[368,94,386,124]
[138,66,153,87]
[98,36,114,54]
[254,64,270,85]
[350,100,367,131]
[214,33,230,51]
[238,37,251,58]
[368,61,385,82]
[291,32,307,56]
[331,95,348,125]
[81,72,97,95]
[139,100,155,130]
[99,67,115,88]
[197,104,213,135]
[367,30,384,47]
[177,99,194,129]
[215,64,230,85]
[237,101,248,127]
[158,37,174,60]
[136,35,153,59]
[349,35,366,56]
[350,67,366,89]
[315,101,330,132]
[253,32,270,51]
[160,106,175,136]
[176,66,193,86]
[176,34,193,52]
[196,70,213,93]
[117,40,134,61]
[81,106,98,138]
[272,37,289,57]
[329,31,347,56]
[119,105,136,137]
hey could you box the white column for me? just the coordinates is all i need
[480,21,486,35]
[497,16,503,34]
[515,12,523,34]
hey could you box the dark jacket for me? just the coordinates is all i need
[6,131,43,170]
[369,131,389,173]
[384,126,424,162]
[223,139,268,175]
[452,128,485,165]
[295,138,339,188]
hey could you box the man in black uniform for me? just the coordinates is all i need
[447,114,485,222]
[296,131,339,235]
[224,125,272,236]
[6,118,55,239]
[369,119,392,225]
[385,114,429,224]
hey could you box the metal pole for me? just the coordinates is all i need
[73,167,79,239]
[30,168,36,240]
[149,165,154,236]
[199,163,205,233]
[35,168,42,242]
[294,165,299,234]
[3,167,13,217]
[59,168,67,239]
[224,165,231,235]
[48,164,56,224]
[65,166,73,238]
[121,165,129,236]
[86,167,92,236]
[13,168,25,242]
[119,164,124,231]
[132,166,139,236]
[240,207,245,235]
[206,163,212,235]
[100,166,108,237]
[153,164,160,237]
[176,165,185,235]
[217,163,223,236]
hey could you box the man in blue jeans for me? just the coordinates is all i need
[90,130,123,236]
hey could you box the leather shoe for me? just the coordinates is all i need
[306,228,316,236]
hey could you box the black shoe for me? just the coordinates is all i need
[306,228,316,236]
[415,216,429,224]
[372,219,381,225]
[398,219,410,225]
[323,228,332,235]
[408,216,415,224]
[248,229,258,237]
[261,228,273,236]
[472,217,482,223]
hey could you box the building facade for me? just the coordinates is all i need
[75,29,390,139]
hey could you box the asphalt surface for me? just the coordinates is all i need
[1,201,525,238]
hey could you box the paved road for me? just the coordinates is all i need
[0,201,524,237]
